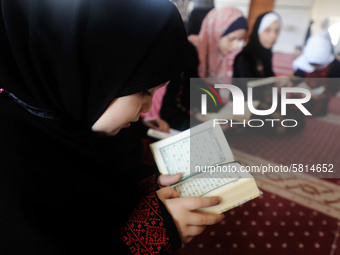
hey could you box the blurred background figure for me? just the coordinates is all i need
[317,18,333,52]
[187,0,214,35]
[293,35,340,116]
[304,20,314,46]
[189,6,248,79]
[233,12,281,82]
[293,36,340,77]
[160,6,248,130]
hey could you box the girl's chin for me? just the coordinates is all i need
[103,123,131,136]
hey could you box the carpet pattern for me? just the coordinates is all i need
[175,148,340,255]
[176,191,340,255]
[173,114,340,255]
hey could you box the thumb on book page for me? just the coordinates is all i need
[158,173,182,187]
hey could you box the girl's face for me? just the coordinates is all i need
[92,82,167,136]
[219,29,247,55]
[258,20,280,49]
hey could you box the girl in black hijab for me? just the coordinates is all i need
[0,0,223,254]
[232,11,280,102]
[233,12,281,82]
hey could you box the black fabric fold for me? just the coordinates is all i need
[0,0,188,254]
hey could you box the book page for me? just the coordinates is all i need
[150,121,234,178]
[150,122,261,213]
[172,163,251,197]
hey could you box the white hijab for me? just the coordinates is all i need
[293,36,335,73]
[257,12,280,34]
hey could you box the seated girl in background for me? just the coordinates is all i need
[233,11,281,96]
[0,0,224,254]
[293,36,340,78]
[293,35,340,116]
[161,7,248,130]
[233,12,306,135]
[189,6,248,79]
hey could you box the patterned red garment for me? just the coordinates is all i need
[122,191,171,255]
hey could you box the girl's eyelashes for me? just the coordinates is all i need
[142,90,152,96]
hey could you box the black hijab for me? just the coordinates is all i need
[0,0,187,254]
[233,12,279,78]
[0,0,187,127]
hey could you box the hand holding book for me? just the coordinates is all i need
[156,176,225,244]
[157,173,182,188]
[151,121,262,214]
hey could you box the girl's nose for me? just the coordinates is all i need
[141,97,153,113]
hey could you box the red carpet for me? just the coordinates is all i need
[176,191,339,255]
[272,52,296,76]
[173,117,340,255]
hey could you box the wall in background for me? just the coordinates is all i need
[273,0,312,54]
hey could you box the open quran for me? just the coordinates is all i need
[150,121,262,214]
